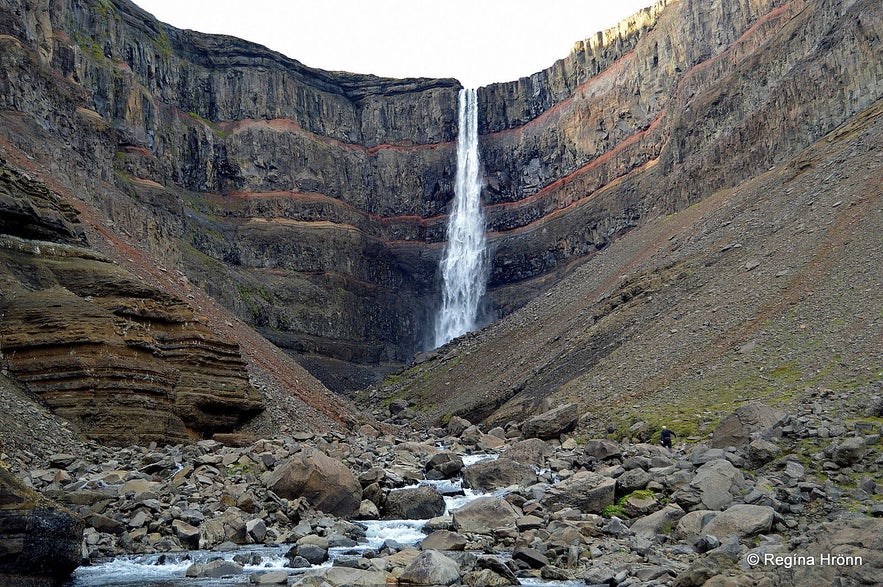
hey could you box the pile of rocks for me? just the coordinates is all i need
[2,396,882,586]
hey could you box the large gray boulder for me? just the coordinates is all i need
[503,438,553,466]
[541,471,616,514]
[829,436,868,467]
[263,448,362,517]
[452,496,520,534]
[673,459,745,511]
[521,403,579,439]
[462,457,538,491]
[383,485,446,520]
[701,504,775,540]
[711,402,785,448]
[399,550,461,586]
[629,504,686,540]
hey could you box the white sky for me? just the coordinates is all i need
[132,1,653,88]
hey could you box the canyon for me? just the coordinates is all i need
[0,0,881,584]
[4,0,879,403]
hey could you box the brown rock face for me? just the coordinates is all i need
[0,161,262,444]
[0,464,84,584]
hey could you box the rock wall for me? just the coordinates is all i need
[0,0,880,390]
[0,161,263,443]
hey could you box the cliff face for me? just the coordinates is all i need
[0,0,880,394]
[0,161,263,443]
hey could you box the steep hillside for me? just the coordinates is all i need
[370,100,882,436]
[3,0,878,393]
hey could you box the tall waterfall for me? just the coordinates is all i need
[433,88,487,348]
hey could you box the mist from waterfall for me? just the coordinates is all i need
[433,88,487,348]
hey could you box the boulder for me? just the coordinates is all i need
[541,471,616,514]
[745,438,782,468]
[399,550,461,586]
[383,486,446,520]
[829,437,868,467]
[292,566,393,586]
[629,504,686,540]
[521,403,579,439]
[503,438,553,466]
[447,416,472,437]
[185,559,243,578]
[462,457,537,491]
[0,466,83,583]
[583,439,623,460]
[513,546,550,569]
[426,452,464,478]
[420,530,467,551]
[711,402,785,448]
[701,504,775,540]
[199,509,247,548]
[452,496,519,534]
[172,519,200,549]
[263,448,362,517]
[674,459,745,511]
[616,467,652,496]
[252,571,290,585]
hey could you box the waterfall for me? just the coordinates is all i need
[433,88,487,348]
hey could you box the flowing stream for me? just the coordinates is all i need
[65,454,582,587]
[434,87,488,348]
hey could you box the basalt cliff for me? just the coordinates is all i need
[0,0,881,425]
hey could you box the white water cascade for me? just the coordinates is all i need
[434,87,488,348]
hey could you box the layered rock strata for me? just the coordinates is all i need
[0,160,263,443]
[0,0,880,389]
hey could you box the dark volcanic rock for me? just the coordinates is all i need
[520,403,578,440]
[383,485,446,520]
[0,465,83,584]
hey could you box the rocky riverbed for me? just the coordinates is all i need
[2,391,882,586]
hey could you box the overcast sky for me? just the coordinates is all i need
[132,1,653,87]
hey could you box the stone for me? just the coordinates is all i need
[629,504,686,540]
[383,486,446,520]
[521,403,579,439]
[541,471,616,514]
[462,457,538,491]
[357,499,380,519]
[399,550,461,586]
[620,492,659,517]
[452,496,520,534]
[513,546,549,569]
[447,416,473,437]
[263,448,362,517]
[295,544,328,566]
[251,571,290,584]
[246,518,267,543]
[711,402,785,448]
[291,566,392,586]
[701,504,775,540]
[676,459,745,511]
[503,438,553,466]
[426,452,464,478]
[420,530,468,551]
[583,440,623,460]
[829,437,868,467]
[0,466,83,582]
[185,559,244,578]
[746,438,782,468]
[616,467,652,496]
[172,519,200,549]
